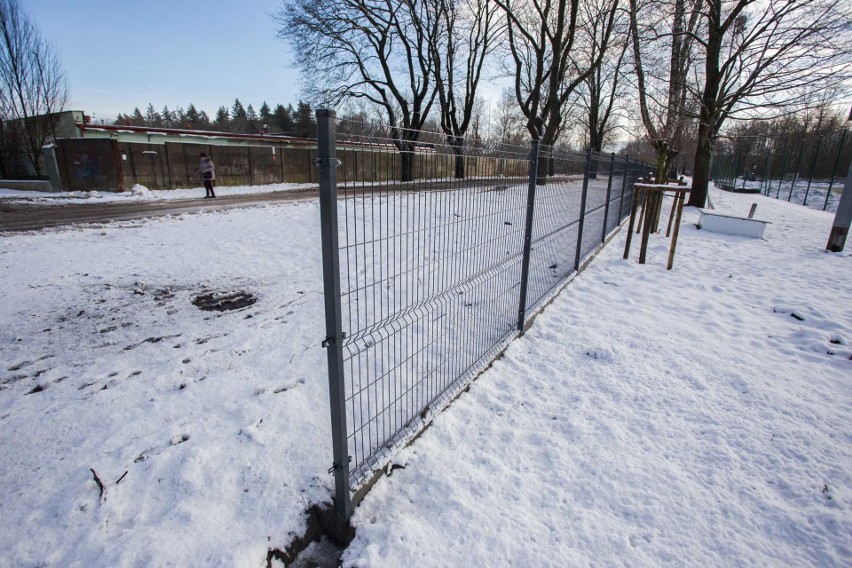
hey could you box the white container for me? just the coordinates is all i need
[697,209,769,238]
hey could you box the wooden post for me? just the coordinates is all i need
[638,190,653,264]
[667,190,686,270]
[623,184,640,259]
[666,189,678,237]
[636,187,647,234]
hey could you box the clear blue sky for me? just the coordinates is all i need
[26,0,301,121]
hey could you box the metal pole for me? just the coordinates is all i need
[733,149,741,190]
[826,160,852,252]
[316,109,353,520]
[824,128,848,211]
[516,139,540,332]
[618,156,629,219]
[760,150,771,195]
[574,148,592,271]
[788,138,806,201]
[601,152,616,241]
[776,143,791,199]
[803,135,822,206]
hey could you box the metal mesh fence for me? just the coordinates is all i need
[711,132,851,213]
[316,111,648,514]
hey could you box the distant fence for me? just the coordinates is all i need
[711,131,851,212]
[0,149,46,180]
[50,138,320,192]
[50,135,573,193]
[316,110,650,518]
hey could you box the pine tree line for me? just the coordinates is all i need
[114,99,317,138]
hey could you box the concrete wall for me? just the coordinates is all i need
[0,179,54,192]
[50,137,530,193]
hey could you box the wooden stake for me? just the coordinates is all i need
[667,191,686,270]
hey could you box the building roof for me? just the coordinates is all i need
[75,122,317,146]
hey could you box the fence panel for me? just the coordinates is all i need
[336,138,531,489]
[318,112,646,516]
[712,132,851,213]
[249,146,284,185]
[56,138,122,192]
[165,142,212,188]
[118,142,170,190]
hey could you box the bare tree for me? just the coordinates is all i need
[429,0,500,177]
[687,0,852,207]
[494,0,620,148]
[629,0,703,183]
[491,87,527,145]
[574,0,631,153]
[278,0,438,181]
[0,0,68,178]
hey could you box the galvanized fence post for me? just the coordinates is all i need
[789,138,806,201]
[601,152,616,241]
[760,150,772,197]
[825,128,848,210]
[803,135,822,206]
[621,156,631,218]
[315,109,353,520]
[517,139,541,332]
[776,144,790,199]
[827,160,852,251]
[574,148,592,272]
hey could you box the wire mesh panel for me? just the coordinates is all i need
[523,146,585,315]
[711,132,851,213]
[318,114,648,498]
[335,126,532,485]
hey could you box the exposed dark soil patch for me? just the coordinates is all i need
[192,291,257,312]
[267,504,352,568]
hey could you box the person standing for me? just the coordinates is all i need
[198,153,216,198]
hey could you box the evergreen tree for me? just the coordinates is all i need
[294,101,316,138]
[145,103,161,127]
[246,104,259,133]
[272,104,294,133]
[259,102,271,122]
[231,98,247,132]
[185,103,201,127]
[214,106,230,130]
[232,98,247,119]
[131,107,145,126]
[161,105,175,128]
[174,106,186,127]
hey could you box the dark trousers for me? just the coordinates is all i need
[204,178,215,196]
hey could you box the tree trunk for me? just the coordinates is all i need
[400,148,415,182]
[689,123,712,207]
[536,154,550,186]
[588,145,601,180]
[450,139,465,179]
[655,144,668,184]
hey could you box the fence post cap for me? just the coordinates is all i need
[316,109,337,119]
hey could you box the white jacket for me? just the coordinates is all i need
[199,157,215,180]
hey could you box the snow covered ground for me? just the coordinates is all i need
[0,183,849,567]
[727,177,843,213]
[343,189,852,567]
[0,182,317,205]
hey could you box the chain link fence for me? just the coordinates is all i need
[711,129,851,212]
[316,110,648,518]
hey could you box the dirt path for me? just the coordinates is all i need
[0,188,320,233]
[0,175,573,234]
